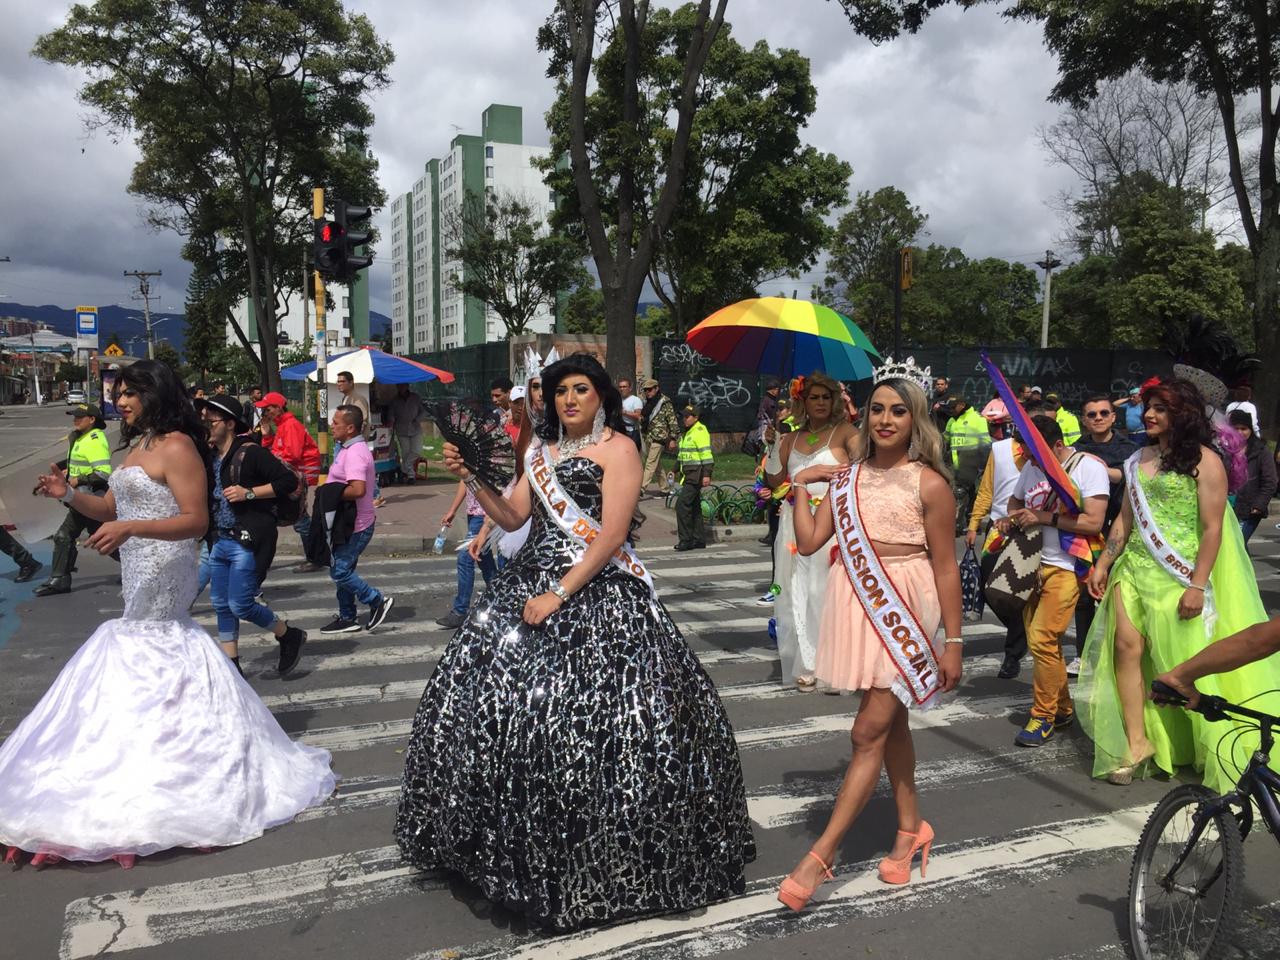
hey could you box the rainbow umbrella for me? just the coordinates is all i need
[687,297,880,380]
[980,351,1081,515]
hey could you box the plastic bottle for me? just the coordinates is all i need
[432,525,449,554]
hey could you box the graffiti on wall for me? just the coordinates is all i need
[678,375,753,411]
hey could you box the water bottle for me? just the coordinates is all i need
[432,524,449,554]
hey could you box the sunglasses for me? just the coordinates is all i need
[1084,411,1113,419]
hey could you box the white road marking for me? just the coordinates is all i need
[59,845,443,960]
[412,804,1157,960]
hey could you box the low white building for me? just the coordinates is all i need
[389,104,554,354]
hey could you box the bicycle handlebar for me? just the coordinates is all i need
[1151,680,1279,728]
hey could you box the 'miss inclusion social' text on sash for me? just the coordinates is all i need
[830,464,942,709]
[526,443,657,597]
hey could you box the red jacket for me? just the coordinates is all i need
[265,411,321,485]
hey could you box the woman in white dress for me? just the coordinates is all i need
[763,372,861,688]
[0,359,335,868]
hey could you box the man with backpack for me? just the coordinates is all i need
[198,395,307,678]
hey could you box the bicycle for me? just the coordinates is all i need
[1127,679,1280,960]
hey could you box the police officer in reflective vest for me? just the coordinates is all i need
[35,403,114,597]
[674,403,714,552]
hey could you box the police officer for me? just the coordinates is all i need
[34,403,114,596]
[674,404,713,551]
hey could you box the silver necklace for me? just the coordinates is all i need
[553,407,607,463]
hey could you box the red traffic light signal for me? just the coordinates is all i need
[314,217,345,277]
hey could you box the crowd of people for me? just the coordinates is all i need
[0,352,1277,943]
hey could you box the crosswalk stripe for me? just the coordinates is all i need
[409,804,1157,960]
[59,846,444,960]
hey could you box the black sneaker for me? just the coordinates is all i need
[14,559,41,583]
[319,617,362,634]
[366,595,395,632]
[276,625,306,676]
[1054,710,1075,730]
[434,609,465,629]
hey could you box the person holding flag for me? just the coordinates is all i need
[776,362,963,912]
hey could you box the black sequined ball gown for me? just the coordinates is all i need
[395,456,755,931]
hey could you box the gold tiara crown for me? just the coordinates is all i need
[873,356,933,395]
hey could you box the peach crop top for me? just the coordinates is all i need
[856,460,927,546]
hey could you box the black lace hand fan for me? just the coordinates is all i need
[429,399,516,491]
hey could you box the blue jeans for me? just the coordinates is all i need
[294,512,310,553]
[331,525,381,621]
[208,537,275,643]
[452,514,497,615]
[197,540,211,596]
[1241,516,1261,544]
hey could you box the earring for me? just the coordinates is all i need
[591,406,606,442]
[557,419,565,447]
[908,438,920,460]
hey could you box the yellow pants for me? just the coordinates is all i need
[1022,566,1080,721]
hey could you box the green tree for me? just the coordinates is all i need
[552,8,851,335]
[443,190,587,338]
[816,186,928,347]
[537,0,729,380]
[105,331,122,350]
[35,0,393,392]
[1044,255,1116,346]
[832,0,1280,424]
[152,340,185,377]
[562,282,606,335]
[901,245,1040,346]
[55,361,88,384]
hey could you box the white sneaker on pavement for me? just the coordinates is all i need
[1066,657,1082,678]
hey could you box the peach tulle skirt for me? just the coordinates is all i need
[814,551,942,695]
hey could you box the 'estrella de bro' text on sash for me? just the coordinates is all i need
[1123,452,1216,631]
[526,443,657,597]
[830,463,942,709]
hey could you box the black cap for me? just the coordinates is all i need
[764,376,781,391]
[67,403,103,419]
[681,404,699,418]
[196,395,249,429]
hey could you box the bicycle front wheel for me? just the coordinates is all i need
[1128,784,1244,960]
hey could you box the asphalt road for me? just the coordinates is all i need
[0,406,1277,958]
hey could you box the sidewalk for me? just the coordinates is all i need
[274,473,769,556]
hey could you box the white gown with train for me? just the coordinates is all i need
[774,438,841,684]
[0,465,335,861]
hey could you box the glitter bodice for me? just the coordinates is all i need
[857,460,927,545]
[516,456,618,578]
[110,465,200,620]
[1125,468,1200,576]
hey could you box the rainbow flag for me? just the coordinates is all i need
[979,352,1083,514]
[979,353,1101,578]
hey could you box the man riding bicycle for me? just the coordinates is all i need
[1155,615,1280,709]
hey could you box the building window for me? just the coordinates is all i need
[485,145,494,158]
[485,166,494,179]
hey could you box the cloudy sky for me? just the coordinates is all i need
[2,0,1079,320]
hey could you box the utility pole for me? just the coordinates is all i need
[124,270,163,359]
[1035,250,1062,349]
[312,188,329,464]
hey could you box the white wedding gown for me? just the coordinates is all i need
[0,465,336,861]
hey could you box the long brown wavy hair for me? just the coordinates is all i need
[1140,377,1214,477]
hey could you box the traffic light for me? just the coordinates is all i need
[313,216,345,278]
[335,200,373,276]
[899,248,913,290]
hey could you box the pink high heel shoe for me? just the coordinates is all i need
[878,820,934,885]
[30,852,63,869]
[112,854,136,870]
[777,850,834,911]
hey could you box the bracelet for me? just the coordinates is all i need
[463,475,482,494]
[943,636,964,646]
[60,486,76,505]
[1185,583,1206,593]
[550,582,570,602]
[1050,513,1059,528]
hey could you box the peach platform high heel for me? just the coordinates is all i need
[878,820,934,885]
[777,850,834,911]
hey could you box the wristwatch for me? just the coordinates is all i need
[550,582,570,602]
[1049,512,1059,528]
[245,488,257,501]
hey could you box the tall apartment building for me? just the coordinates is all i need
[390,104,554,354]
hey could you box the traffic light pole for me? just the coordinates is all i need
[312,187,329,466]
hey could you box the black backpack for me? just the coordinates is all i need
[229,445,306,527]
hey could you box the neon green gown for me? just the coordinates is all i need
[1078,468,1280,794]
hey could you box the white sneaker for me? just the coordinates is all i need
[755,592,776,606]
[1066,657,1082,678]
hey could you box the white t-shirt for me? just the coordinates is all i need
[1226,400,1260,434]
[1013,453,1110,572]
[622,394,643,433]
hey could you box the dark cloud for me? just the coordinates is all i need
[8,1,1078,321]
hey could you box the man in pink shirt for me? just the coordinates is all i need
[318,404,394,633]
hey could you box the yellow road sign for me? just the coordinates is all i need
[104,343,124,357]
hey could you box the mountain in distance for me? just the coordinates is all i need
[0,302,187,354]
